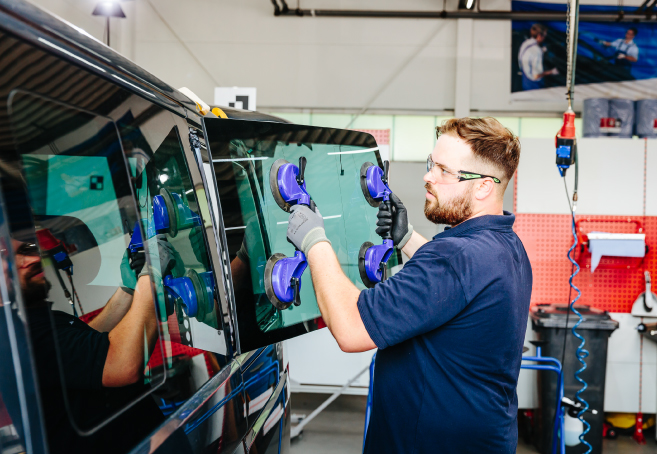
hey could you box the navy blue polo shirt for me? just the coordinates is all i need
[358,212,532,454]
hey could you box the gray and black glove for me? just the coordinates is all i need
[376,192,413,249]
[138,234,185,280]
[286,204,331,256]
[120,248,146,295]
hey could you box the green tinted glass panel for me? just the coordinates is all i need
[205,120,402,348]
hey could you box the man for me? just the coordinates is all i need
[600,27,639,81]
[518,23,559,90]
[14,231,186,453]
[285,117,532,453]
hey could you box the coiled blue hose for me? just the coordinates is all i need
[566,215,592,453]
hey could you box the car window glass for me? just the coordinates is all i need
[8,91,172,434]
[205,120,402,349]
[118,113,223,356]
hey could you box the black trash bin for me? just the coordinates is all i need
[530,304,618,454]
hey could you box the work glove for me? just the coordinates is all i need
[120,248,146,295]
[286,204,331,256]
[138,235,185,281]
[376,192,413,249]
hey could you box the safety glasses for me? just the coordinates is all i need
[426,154,501,184]
[15,242,40,257]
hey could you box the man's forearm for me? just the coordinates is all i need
[88,288,133,332]
[307,242,375,352]
[401,231,429,259]
[103,276,158,387]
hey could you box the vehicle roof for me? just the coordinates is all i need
[0,0,287,123]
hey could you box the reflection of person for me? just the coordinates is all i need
[285,118,532,453]
[601,27,639,65]
[518,23,559,90]
[16,232,184,453]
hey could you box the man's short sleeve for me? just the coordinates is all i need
[52,314,110,390]
[357,246,467,349]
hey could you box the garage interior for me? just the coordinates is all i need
[9,0,657,453]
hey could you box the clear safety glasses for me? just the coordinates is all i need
[426,154,501,184]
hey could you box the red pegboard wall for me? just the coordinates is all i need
[514,214,656,313]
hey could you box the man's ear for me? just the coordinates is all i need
[474,179,495,200]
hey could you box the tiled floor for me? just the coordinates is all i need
[290,393,657,454]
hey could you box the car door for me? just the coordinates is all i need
[0,28,249,451]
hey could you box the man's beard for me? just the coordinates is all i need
[21,267,51,305]
[423,183,474,226]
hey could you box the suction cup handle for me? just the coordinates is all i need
[382,160,389,184]
[381,200,392,240]
[292,277,301,306]
[297,156,307,185]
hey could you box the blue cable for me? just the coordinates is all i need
[566,213,592,453]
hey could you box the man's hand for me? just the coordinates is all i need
[617,53,626,59]
[139,235,184,280]
[376,193,413,249]
[120,248,145,295]
[286,204,330,255]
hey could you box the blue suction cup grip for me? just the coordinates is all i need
[171,192,203,230]
[366,164,392,203]
[164,271,215,318]
[272,250,308,304]
[164,274,199,317]
[278,163,311,207]
[153,192,202,235]
[152,195,170,232]
[364,239,394,284]
[128,220,144,254]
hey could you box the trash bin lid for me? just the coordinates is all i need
[530,304,619,330]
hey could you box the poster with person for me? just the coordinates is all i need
[511,1,657,100]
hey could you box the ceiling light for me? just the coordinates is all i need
[92,1,126,18]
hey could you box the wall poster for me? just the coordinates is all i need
[512,1,657,100]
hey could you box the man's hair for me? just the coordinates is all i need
[530,23,548,38]
[436,117,521,183]
[629,27,638,36]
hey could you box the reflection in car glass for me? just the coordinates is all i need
[6,91,224,453]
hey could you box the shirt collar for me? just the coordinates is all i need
[433,211,515,240]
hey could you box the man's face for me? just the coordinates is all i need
[536,33,546,44]
[12,239,49,302]
[626,29,635,41]
[423,134,476,226]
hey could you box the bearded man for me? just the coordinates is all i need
[285,117,532,453]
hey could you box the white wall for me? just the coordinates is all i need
[26,0,648,118]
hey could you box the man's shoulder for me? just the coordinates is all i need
[423,225,526,263]
[420,234,475,260]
